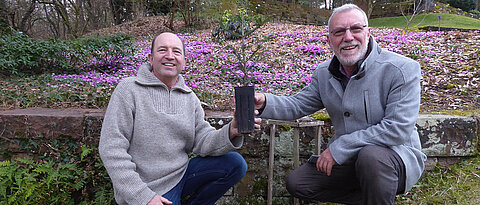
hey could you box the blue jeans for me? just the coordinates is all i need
[162,152,247,205]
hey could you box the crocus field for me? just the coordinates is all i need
[3,22,479,112]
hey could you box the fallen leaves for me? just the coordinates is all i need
[184,23,479,112]
[2,20,479,112]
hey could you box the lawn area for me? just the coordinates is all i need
[369,13,480,30]
[396,156,480,204]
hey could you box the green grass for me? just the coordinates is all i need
[369,13,480,30]
[396,156,480,204]
[322,157,480,205]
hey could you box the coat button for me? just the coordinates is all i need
[344,112,350,117]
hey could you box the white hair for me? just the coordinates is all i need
[328,4,369,31]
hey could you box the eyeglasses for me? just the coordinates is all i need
[329,24,367,37]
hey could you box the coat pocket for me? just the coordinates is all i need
[363,90,372,125]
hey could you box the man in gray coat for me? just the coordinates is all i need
[255,4,426,204]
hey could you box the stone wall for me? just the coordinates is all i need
[0,108,478,204]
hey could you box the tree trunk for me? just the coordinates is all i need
[109,0,122,25]
[43,3,60,38]
[17,0,38,34]
[476,0,479,11]
[0,0,8,29]
[353,0,368,15]
[39,0,75,38]
[165,0,175,31]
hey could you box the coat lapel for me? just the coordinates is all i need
[329,77,344,99]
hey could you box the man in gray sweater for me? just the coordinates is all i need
[255,4,426,204]
[99,32,261,205]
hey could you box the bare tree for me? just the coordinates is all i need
[399,0,425,32]
[325,0,330,9]
[38,0,115,38]
[109,0,135,25]
[3,0,115,39]
[42,2,62,37]
[88,0,114,30]
[110,0,146,25]
[39,0,79,37]
[0,0,9,30]
[4,0,41,35]
[175,0,201,27]
[18,0,38,33]
[163,0,209,30]
[354,0,375,18]
[164,0,175,31]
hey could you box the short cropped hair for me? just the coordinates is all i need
[327,4,369,31]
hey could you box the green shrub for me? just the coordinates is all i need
[470,9,480,15]
[0,33,136,76]
[0,137,115,204]
[212,8,267,40]
[0,158,84,204]
[0,33,75,76]
[67,33,136,73]
[440,0,476,12]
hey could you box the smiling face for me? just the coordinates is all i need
[148,33,186,87]
[327,8,370,68]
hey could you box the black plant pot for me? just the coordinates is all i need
[234,86,255,134]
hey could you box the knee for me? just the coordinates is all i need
[286,169,302,197]
[224,152,248,177]
[286,174,298,196]
[356,146,393,178]
[355,146,381,172]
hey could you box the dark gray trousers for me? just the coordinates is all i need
[286,145,406,205]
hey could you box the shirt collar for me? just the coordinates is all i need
[134,63,192,93]
[339,64,350,78]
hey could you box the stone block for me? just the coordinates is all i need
[235,158,268,197]
[83,111,105,145]
[417,114,477,157]
[236,127,269,158]
[0,108,93,139]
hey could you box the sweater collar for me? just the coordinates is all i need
[135,63,192,93]
[328,36,380,80]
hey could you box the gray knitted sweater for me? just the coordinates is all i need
[99,63,243,205]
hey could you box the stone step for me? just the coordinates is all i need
[0,108,478,203]
[1,108,478,158]
[417,114,478,157]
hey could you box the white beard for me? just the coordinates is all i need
[335,38,369,67]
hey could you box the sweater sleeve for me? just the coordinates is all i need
[99,82,156,205]
[260,67,324,120]
[191,96,243,157]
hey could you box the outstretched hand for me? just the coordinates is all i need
[316,147,337,176]
[229,110,262,139]
[229,92,265,139]
[254,93,266,111]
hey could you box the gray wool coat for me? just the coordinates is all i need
[260,37,426,193]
